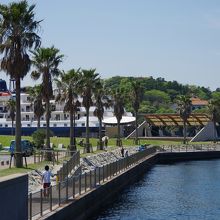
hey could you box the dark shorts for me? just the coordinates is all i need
[43,183,51,188]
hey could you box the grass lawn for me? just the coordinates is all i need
[0,161,50,177]
[0,135,181,148]
[0,135,213,150]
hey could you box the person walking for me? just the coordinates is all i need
[121,147,125,157]
[42,165,53,197]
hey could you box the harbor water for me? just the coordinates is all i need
[93,159,220,220]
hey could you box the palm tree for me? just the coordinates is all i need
[6,99,16,135]
[112,88,125,147]
[31,46,63,157]
[130,80,144,145]
[78,69,100,153]
[176,95,192,144]
[56,69,81,152]
[208,98,220,142]
[28,85,44,129]
[94,82,111,150]
[0,1,41,167]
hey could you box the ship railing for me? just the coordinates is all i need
[28,147,156,220]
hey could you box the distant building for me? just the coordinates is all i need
[190,97,208,111]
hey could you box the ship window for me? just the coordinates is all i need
[0,124,2,127]
[27,124,30,127]
[53,124,57,127]
[43,124,46,127]
[64,123,67,127]
[82,123,85,126]
[5,124,8,127]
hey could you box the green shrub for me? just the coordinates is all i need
[32,129,54,149]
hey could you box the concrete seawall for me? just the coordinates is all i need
[0,174,28,220]
[43,150,220,220]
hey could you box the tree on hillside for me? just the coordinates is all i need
[176,95,192,144]
[28,85,44,129]
[0,1,41,167]
[130,80,144,145]
[208,98,220,142]
[56,69,81,152]
[6,98,16,135]
[94,82,111,150]
[112,88,126,147]
[78,69,100,153]
[31,46,63,159]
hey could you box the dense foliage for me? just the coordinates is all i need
[104,76,217,114]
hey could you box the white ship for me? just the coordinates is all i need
[0,79,135,137]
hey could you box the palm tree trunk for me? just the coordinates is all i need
[45,99,52,161]
[183,120,186,144]
[135,111,138,145]
[86,107,90,153]
[73,111,76,149]
[46,99,50,148]
[117,119,121,146]
[11,120,14,136]
[70,106,74,153]
[15,78,23,167]
[99,118,103,150]
[213,119,217,143]
[37,117,40,129]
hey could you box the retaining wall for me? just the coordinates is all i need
[0,174,28,220]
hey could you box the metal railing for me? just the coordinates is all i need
[28,147,156,219]
[158,144,220,153]
[33,149,77,166]
[56,151,80,182]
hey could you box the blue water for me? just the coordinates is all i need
[93,160,220,220]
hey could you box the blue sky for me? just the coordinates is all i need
[1,0,220,90]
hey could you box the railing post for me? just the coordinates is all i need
[66,178,68,202]
[99,167,101,184]
[58,182,61,206]
[72,177,75,198]
[94,168,97,187]
[29,193,32,220]
[90,170,92,189]
[40,189,43,216]
[85,173,87,192]
[103,165,105,182]
[50,186,52,211]
[79,174,82,195]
